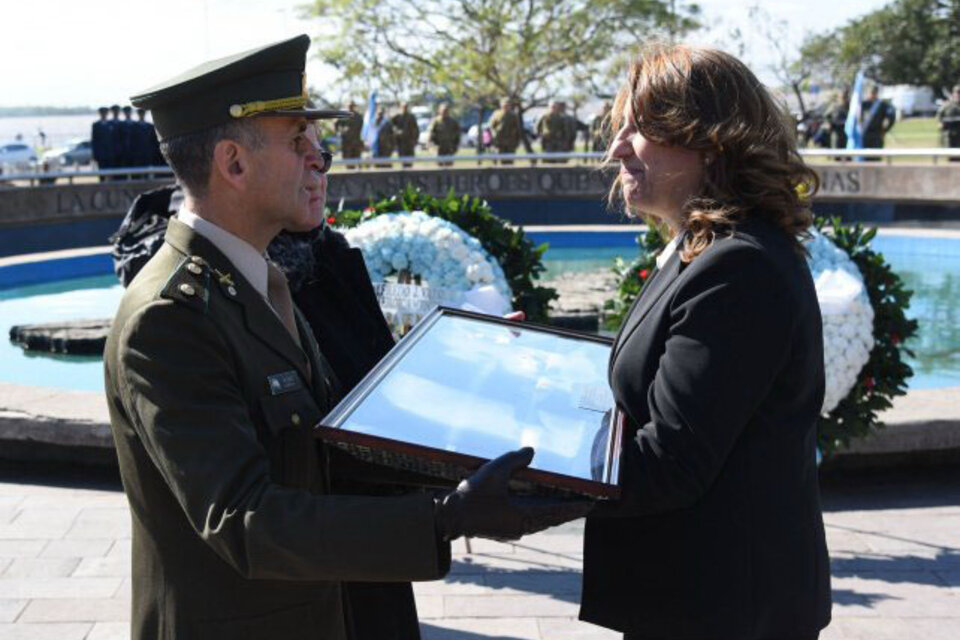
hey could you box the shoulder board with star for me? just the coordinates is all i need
[160,256,213,314]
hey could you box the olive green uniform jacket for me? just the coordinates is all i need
[428,115,460,156]
[937,100,960,148]
[391,113,420,157]
[489,108,521,154]
[104,219,449,640]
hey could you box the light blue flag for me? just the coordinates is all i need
[361,90,378,153]
[845,70,864,150]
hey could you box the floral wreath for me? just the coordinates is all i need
[330,185,557,322]
[343,210,512,305]
[603,218,918,457]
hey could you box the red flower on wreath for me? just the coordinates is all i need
[638,268,649,280]
[327,216,337,225]
[864,376,876,391]
[891,333,901,346]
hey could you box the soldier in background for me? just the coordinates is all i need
[391,102,419,167]
[489,98,521,164]
[823,89,849,150]
[861,85,896,158]
[336,101,364,168]
[130,108,160,168]
[937,84,960,161]
[91,107,114,179]
[590,101,612,152]
[428,103,460,166]
[537,101,565,162]
[120,105,138,173]
[372,107,396,168]
[560,102,578,153]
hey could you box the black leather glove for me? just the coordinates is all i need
[434,447,594,542]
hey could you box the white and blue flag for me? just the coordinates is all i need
[845,70,864,150]
[361,90,378,153]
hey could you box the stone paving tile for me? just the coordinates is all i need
[2,558,81,579]
[85,621,128,640]
[537,617,621,639]
[0,599,27,623]
[414,574,488,596]
[0,540,47,559]
[105,540,131,560]
[831,571,958,618]
[444,594,580,618]
[415,594,444,619]
[19,597,128,623]
[71,556,128,579]
[0,577,122,600]
[831,616,960,639]
[39,539,112,559]
[64,509,130,540]
[0,557,11,574]
[0,496,25,524]
[0,509,80,540]
[0,622,93,640]
[421,617,541,639]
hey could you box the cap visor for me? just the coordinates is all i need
[255,108,354,120]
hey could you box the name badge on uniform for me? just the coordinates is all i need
[267,370,302,395]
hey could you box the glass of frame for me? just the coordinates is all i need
[315,306,622,499]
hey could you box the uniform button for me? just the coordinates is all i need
[291,413,302,426]
[227,286,237,296]
[179,283,196,296]
[190,256,205,265]
[186,263,202,275]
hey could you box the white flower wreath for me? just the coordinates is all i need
[804,229,875,414]
[344,210,513,313]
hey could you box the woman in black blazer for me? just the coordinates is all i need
[580,45,831,639]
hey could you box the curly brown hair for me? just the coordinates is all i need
[605,43,818,261]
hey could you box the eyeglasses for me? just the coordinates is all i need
[316,149,333,174]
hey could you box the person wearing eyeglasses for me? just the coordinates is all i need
[105,35,590,640]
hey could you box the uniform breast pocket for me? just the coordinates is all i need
[259,388,325,489]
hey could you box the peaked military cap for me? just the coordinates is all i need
[130,34,350,141]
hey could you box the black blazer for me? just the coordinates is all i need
[580,219,831,639]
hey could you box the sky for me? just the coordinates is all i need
[0,0,892,108]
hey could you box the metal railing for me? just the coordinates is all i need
[3,148,960,186]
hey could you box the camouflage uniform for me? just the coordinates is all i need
[822,99,848,150]
[374,115,396,159]
[937,99,960,149]
[428,113,460,160]
[391,111,420,159]
[590,103,612,152]
[537,111,565,153]
[336,110,364,159]
[489,105,521,155]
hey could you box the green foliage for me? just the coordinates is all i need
[301,0,699,108]
[815,217,919,455]
[801,0,960,96]
[602,219,918,456]
[329,185,557,322]
[601,223,665,330]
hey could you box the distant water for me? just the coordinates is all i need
[0,113,99,149]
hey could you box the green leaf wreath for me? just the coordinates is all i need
[330,185,558,322]
[601,218,918,456]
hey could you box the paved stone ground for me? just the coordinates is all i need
[0,462,958,640]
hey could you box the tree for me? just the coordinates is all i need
[800,0,960,98]
[302,0,699,151]
[745,4,816,119]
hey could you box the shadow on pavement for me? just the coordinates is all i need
[420,622,531,640]
[447,559,581,604]
[831,588,896,607]
[821,464,960,512]
[0,457,122,491]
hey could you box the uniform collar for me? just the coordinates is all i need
[177,206,269,299]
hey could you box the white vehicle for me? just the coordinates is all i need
[0,142,37,173]
[42,139,93,168]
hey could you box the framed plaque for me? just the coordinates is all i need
[315,307,622,499]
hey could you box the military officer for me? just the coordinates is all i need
[590,101,612,153]
[937,84,960,160]
[489,97,521,164]
[336,100,364,167]
[372,106,396,167]
[428,103,460,166]
[823,89,849,150]
[107,34,590,640]
[537,101,565,162]
[391,102,420,167]
[861,85,896,156]
[91,107,114,177]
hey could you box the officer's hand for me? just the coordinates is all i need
[434,447,594,542]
